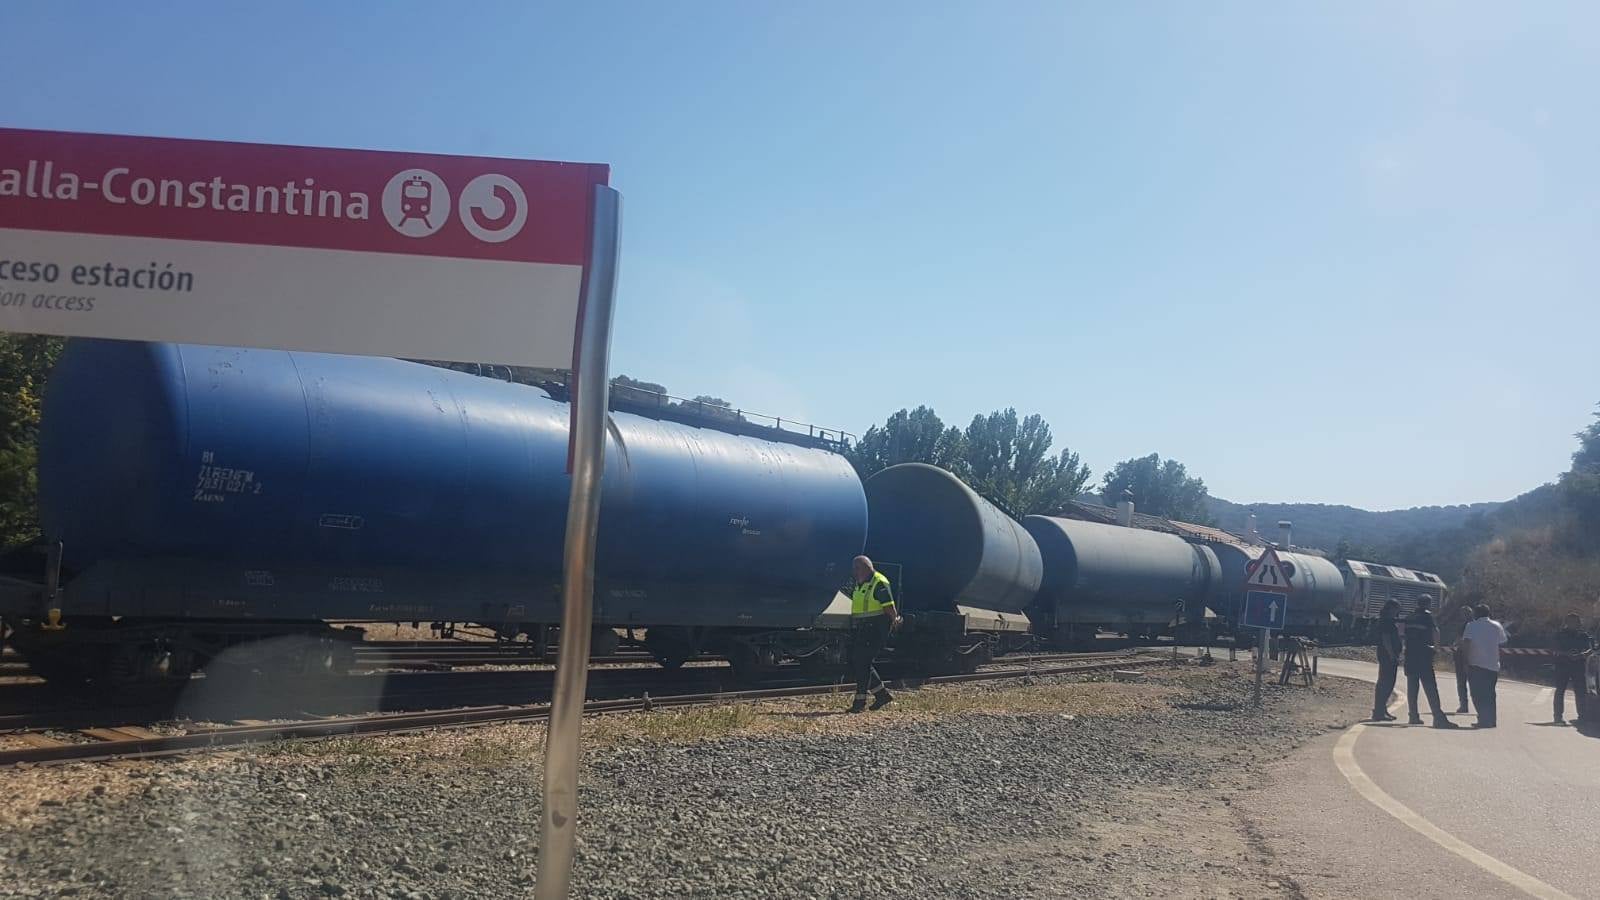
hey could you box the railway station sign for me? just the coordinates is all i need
[0,127,609,366]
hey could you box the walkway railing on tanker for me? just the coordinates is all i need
[415,360,856,454]
[602,381,856,453]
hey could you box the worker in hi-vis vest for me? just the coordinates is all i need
[847,555,900,713]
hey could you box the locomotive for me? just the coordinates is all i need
[0,339,1428,687]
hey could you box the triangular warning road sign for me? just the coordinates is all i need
[1244,547,1294,591]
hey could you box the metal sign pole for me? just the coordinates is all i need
[536,184,621,900]
[1254,627,1267,707]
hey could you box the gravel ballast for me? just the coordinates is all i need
[0,661,1368,899]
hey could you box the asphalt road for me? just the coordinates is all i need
[1246,656,1599,900]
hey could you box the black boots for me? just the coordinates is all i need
[848,690,894,713]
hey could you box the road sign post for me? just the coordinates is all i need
[0,129,618,899]
[1241,547,1295,708]
[536,185,620,900]
[1255,626,1268,707]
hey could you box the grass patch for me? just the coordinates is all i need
[240,675,1188,773]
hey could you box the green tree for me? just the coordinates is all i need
[610,374,669,405]
[960,409,1092,516]
[1330,538,1382,567]
[1099,453,1212,524]
[0,335,65,547]
[846,406,965,478]
[1558,404,1600,542]
[680,394,742,422]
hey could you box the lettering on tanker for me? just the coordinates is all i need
[329,576,384,593]
[192,450,263,503]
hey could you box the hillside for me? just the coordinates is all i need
[1203,496,1502,552]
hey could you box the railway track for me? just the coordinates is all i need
[351,643,708,670]
[0,651,1172,767]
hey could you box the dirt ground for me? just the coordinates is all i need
[0,659,1372,899]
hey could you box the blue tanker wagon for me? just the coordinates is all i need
[0,339,868,685]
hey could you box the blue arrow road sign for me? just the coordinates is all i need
[1242,590,1289,630]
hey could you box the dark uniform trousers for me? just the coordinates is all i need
[1453,648,1470,711]
[1373,659,1399,717]
[850,615,891,699]
[1554,661,1585,720]
[1467,666,1499,727]
[1406,658,1447,719]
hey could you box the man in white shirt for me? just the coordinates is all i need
[1460,603,1509,728]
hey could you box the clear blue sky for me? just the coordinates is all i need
[4,2,1596,510]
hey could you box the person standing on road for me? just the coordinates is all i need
[1461,604,1509,728]
[1403,595,1458,728]
[1452,609,1474,715]
[1371,600,1402,721]
[847,555,899,714]
[1551,612,1593,725]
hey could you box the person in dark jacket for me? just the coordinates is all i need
[1552,613,1593,725]
[1403,595,1458,728]
[1371,600,1402,721]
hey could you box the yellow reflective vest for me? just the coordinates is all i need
[851,571,895,618]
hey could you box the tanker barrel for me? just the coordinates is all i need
[862,464,1041,614]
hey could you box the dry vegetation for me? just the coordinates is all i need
[0,671,1191,827]
[226,675,1181,771]
[1458,526,1600,636]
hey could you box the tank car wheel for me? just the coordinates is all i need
[644,627,698,670]
[724,642,778,681]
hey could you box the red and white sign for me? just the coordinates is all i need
[1244,547,1294,592]
[0,128,609,365]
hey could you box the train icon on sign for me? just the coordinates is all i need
[382,169,451,238]
[396,176,434,229]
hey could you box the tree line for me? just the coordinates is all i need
[846,404,1213,522]
[1448,405,1600,640]
[0,335,64,549]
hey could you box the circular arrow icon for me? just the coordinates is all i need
[458,173,528,243]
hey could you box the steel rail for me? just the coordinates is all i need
[0,653,1174,767]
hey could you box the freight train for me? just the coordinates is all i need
[0,340,1434,687]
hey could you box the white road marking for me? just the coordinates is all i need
[1333,701,1577,900]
